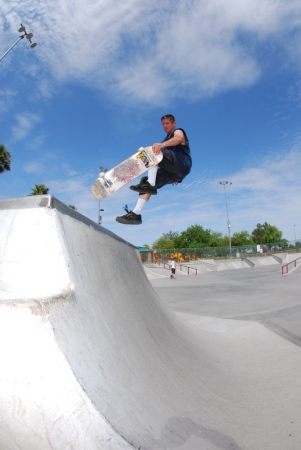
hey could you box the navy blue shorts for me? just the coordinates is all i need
[155,149,190,189]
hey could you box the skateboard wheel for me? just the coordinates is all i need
[109,186,115,193]
[99,172,105,178]
[138,147,144,151]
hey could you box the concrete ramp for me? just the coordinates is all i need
[1,196,301,450]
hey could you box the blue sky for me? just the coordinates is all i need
[1,0,301,247]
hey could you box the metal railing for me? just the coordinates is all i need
[154,260,197,275]
[282,257,301,275]
[179,264,197,275]
[155,260,170,270]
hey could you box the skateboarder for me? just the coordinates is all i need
[116,114,192,224]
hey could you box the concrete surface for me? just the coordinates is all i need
[146,256,301,347]
[1,195,301,450]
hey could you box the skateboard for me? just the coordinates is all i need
[91,146,163,199]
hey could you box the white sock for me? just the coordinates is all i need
[133,197,148,215]
[147,166,158,186]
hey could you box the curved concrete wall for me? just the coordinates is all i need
[0,196,300,449]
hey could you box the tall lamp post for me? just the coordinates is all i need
[97,166,106,225]
[98,201,104,225]
[293,225,297,248]
[0,23,37,63]
[219,181,232,256]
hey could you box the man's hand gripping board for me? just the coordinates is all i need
[91,146,163,200]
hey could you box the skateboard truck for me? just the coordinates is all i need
[99,166,115,193]
[137,147,152,168]
[99,166,107,178]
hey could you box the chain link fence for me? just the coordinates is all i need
[152,240,300,262]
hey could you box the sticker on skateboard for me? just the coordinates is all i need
[91,146,163,199]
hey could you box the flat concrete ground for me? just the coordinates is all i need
[146,262,301,347]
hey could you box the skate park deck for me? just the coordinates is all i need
[145,257,301,347]
[1,195,301,450]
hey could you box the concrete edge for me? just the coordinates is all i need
[272,254,286,263]
[241,257,255,267]
[0,195,136,249]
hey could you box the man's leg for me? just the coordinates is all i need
[130,166,158,195]
[116,150,184,224]
[116,193,150,225]
[147,166,158,186]
[133,194,150,215]
[131,147,185,194]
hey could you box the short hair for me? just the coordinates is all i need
[161,114,175,122]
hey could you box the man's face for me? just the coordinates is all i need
[162,118,176,135]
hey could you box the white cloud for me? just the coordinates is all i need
[36,144,301,246]
[10,113,42,141]
[2,0,301,103]
[24,161,44,174]
[0,88,17,118]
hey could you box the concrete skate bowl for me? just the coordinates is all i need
[0,196,300,450]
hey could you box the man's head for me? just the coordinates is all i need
[161,114,175,122]
[161,114,176,134]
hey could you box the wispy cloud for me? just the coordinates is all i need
[2,0,301,104]
[40,144,301,245]
[10,113,42,141]
[1,0,301,246]
[0,87,17,119]
[23,161,44,174]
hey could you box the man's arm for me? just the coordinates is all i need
[152,129,185,154]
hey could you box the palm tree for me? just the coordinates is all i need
[0,144,12,173]
[29,184,50,195]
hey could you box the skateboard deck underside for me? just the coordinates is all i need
[91,146,163,199]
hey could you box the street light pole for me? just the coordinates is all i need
[293,225,296,247]
[98,200,104,225]
[219,181,232,255]
[0,23,37,63]
[97,166,106,225]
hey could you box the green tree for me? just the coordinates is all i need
[208,231,226,247]
[252,222,282,244]
[29,184,50,195]
[0,144,12,173]
[174,225,212,248]
[163,231,179,241]
[231,230,254,246]
[69,204,77,210]
[143,243,150,250]
[252,223,264,244]
[152,236,175,250]
[280,238,289,248]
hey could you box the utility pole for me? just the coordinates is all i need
[98,200,104,225]
[294,225,297,247]
[219,181,232,256]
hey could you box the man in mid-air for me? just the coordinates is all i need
[116,114,192,225]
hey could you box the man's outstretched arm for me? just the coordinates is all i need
[152,129,185,154]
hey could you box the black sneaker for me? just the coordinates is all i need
[116,211,142,225]
[130,178,157,195]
